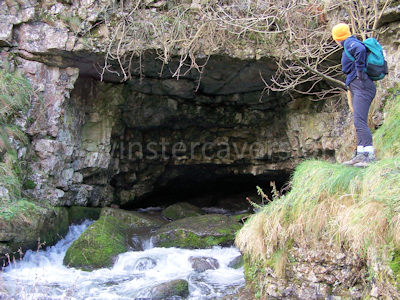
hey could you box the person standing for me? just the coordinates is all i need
[332,23,377,167]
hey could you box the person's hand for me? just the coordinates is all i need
[357,70,367,81]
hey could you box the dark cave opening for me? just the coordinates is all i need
[69,74,326,213]
[118,165,292,211]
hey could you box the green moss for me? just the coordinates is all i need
[243,254,266,285]
[100,207,165,227]
[229,255,244,269]
[157,230,237,249]
[389,250,400,278]
[40,207,69,246]
[162,202,204,220]
[230,213,251,223]
[22,179,36,190]
[218,228,230,234]
[63,216,128,270]
[172,280,189,297]
[155,214,242,249]
[151,279,189,298]
[67,206,102,225]
[1,202,69,253]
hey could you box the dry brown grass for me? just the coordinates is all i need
[236,155,400,291]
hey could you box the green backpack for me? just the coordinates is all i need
[344,37,389,81]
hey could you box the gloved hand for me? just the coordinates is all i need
[357,70,367,81]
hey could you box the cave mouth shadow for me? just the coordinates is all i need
[119,170,292,212]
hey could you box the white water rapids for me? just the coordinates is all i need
[1,220,245,299]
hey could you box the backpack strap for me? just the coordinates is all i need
[343,46,355,62]
[343,38,366,62]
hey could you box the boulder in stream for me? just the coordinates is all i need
[189,256,220,271]
[162,202,205,220]
[100,207,167,227]
[67,206,102,224]
[63,215,128,270]
[153,214,242,249]
[228,255,244,269]
[0,204,68,267]
[150,279,189,299]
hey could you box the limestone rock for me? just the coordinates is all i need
[0,204,69,267]
[243,243,369,299]
[0,243,11,268]
[153,214,242,249]
[189,256,220,271]
[150,279,189,299]
[228,255,244,269]
[67,206,102,225]
[89,185,114,207]
[0,186,10,202]
[63,184,93,206]
[100,207,167,228]
[133,257,157,271]
[63,215,128,270]
[162,202,205,220]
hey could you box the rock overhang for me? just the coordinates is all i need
[0,0,356,209]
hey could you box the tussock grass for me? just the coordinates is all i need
[0,69,31,124]
[236,157,400,286]
[236,160,365,258]
[236,87,400,290]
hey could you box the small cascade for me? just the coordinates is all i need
[1,220,245,300]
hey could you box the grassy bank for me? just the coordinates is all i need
[235,87,400,296]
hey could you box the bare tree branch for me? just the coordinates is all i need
[88,0,391,99]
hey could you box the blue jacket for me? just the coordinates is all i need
[341,36,367,87]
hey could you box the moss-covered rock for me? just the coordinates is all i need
[67,206,102,225]
[228,255,244,269]
[150,279,189,299]
[162,202,205,220]
[153,214,242,249]
[100,207,167,227]
[0,201,69,266]
[63,215,128,270]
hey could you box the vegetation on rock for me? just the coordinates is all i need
[154,214,242,249]
[100,207,167,227]
[67,206,102,225]
[0,69,70,266]
[235,86,400,298]
[49,0,391,100]
[0,204,69,267]
[0,68,32,208]
[150,279,189,299]
[63,215,128,270]
[162,202,205,220]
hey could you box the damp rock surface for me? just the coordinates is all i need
[153,214,242,249]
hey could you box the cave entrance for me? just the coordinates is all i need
[115,163,292,212]
[70,51,338,211]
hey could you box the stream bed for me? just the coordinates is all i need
[1,219,245,299]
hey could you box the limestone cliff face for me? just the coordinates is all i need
[0,0,397,208]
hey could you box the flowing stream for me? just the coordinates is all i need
[1,219,245,299]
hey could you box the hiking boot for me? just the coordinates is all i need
[342,151,365,166]
[354,152,377,168]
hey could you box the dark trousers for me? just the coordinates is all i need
[349,78,377,147]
